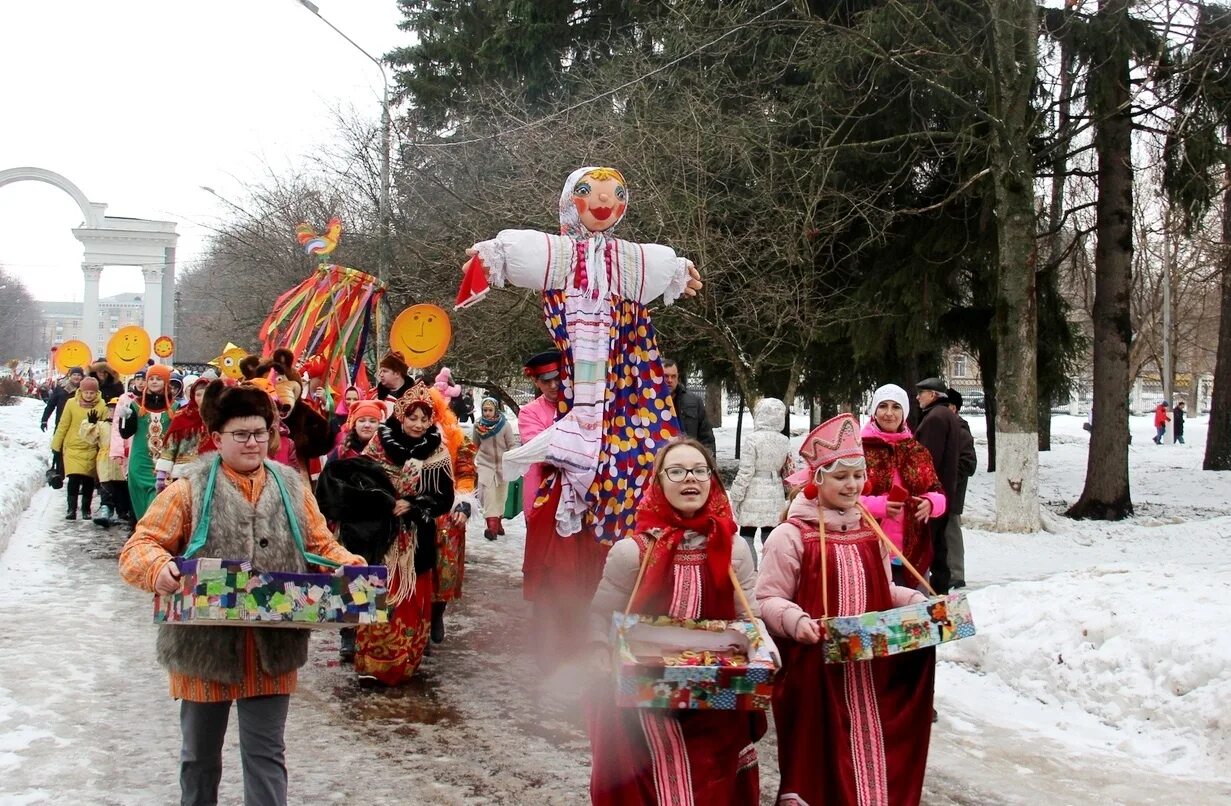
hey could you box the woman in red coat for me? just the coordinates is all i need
[859,384,947,583]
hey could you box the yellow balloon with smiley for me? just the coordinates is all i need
[53,339,92,374]
[107,325,153,375]
[389,304,452,368]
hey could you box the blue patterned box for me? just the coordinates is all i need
[822,592,976,663]
[612,614,781,710]
[154,557,389,629]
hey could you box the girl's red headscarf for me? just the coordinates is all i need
[167,378,216,451]
[628,477,739,617]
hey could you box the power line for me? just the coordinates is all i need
[407,0,793,149]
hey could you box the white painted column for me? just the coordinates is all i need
[81,264,102,358]
[142,266,163,360]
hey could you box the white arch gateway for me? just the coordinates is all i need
[0,166,177,358]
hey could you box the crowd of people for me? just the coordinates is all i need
[70,163,982,805]
[33,353,977,803]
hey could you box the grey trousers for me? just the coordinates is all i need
[739,526,773,570]
[944,513,966,586]
[180,694,290,806]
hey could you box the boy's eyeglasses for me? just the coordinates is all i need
[222,429,271,444]
[661,466,713,483]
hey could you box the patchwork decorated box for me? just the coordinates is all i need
[612,613,781,710]
[154,558,389,629]
[821,591,975,663]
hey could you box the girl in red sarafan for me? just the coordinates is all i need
[587,438,764,806]
[756,414,935,806]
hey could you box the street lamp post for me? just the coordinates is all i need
[296,0,391,354]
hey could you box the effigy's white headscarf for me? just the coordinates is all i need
[558,166,628,299]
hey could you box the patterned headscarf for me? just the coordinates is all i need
[474,396,507,441]
[558,166,628,238]
[558,166,629,300]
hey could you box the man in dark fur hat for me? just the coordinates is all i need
[375,350,416,401]
[119,380,365,805]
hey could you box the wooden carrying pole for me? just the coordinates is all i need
[856,502,938,598]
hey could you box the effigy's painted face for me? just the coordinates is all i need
[572,175,627,233]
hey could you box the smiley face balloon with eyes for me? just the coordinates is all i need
[53,340,93,374]
[389,304,452,368]
[106,326,153,375]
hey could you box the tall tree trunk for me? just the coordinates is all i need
[1205,155,1231,469]
[1068,0,1134,519]
[990,0,1040,531]
[1038,38,1076,453]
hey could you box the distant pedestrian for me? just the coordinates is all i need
[728,397,794,568]
[945,388,977,589]
[663,358,716,456]
[81,396,133,528]
[50,376,107,519]
[914,376,963,593]
[40,366,83,432]
[473,396,514,541]
[1173,401,1186,444]
[1153,401,1171,445]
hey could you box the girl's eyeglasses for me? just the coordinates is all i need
[661,466,713,483]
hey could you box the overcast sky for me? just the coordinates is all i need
[0,0,404,302]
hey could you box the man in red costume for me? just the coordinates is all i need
[517,350,611,669]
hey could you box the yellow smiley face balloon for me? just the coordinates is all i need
[53,339,92,374]
[153,336,175,358]
[106,325,153,375]
[389,304,452,368]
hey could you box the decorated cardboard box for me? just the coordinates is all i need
[821,591,976,663]
[154,557,389,630]
[612,613,781,710]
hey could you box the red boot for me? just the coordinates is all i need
[497,519,506,535]
[484,517,500,541]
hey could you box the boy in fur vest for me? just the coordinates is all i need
[119,381,364,805]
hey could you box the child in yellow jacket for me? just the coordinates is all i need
[50,377,107,519]
[80,397,132,527]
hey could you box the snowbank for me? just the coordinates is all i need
[0,399,49,555]
[714,406,1231,782]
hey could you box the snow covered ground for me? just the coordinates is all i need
[0,399,1229,803]
[0,399,52,556]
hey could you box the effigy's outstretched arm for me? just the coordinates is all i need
[467,230,575,292]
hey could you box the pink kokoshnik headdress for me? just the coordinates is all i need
[786,413,864,486]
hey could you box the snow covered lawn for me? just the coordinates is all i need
[0,399,50,555]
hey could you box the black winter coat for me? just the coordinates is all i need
[40,383,74,429]
[670,385,717,456]
[315,457,399,564]
[915,401,963,506]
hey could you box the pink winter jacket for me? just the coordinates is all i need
[516,395,557,513]
[755,495,927,642]
[858,420,946,555]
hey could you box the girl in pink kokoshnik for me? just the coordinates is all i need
[756,413,935,806]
